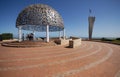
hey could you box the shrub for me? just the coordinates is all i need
[116,38,120,40]
[1,33,13,40]
[101,37,112,41]
[0,34,2,41]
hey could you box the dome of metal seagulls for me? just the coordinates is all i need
[16,4,64,32]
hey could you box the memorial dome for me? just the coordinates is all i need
[16,4,64,32]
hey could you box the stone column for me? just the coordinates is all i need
[63,28,66,40]
[46,25,49,42]
[18,26,22,42]
[88,16,95,40]
[33,31,35,41]
[59,31,61,39]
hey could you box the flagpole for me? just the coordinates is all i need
[89,9,91,16]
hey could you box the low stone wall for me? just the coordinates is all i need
[1,41,56,48]
[61,39,69,45]
[69,38,82,48]
[54,39,69,45]
[2,39,18,42]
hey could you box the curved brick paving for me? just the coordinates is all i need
[0,43,87,62]
[0,43,96,70]
[0,41,120,77]
[115,70,120,77]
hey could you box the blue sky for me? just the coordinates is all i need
[0,0,120,38]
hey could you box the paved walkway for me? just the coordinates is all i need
[0,41,120,77]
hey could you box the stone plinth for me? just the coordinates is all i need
[69,38,82,48]
[55,39,69,45]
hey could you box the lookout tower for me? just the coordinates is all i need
[88,9,95,40]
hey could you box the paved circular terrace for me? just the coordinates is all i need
[0,41,120,77]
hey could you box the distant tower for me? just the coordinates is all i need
[88,9,95,40]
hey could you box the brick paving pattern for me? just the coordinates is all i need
[0,41,120,77]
